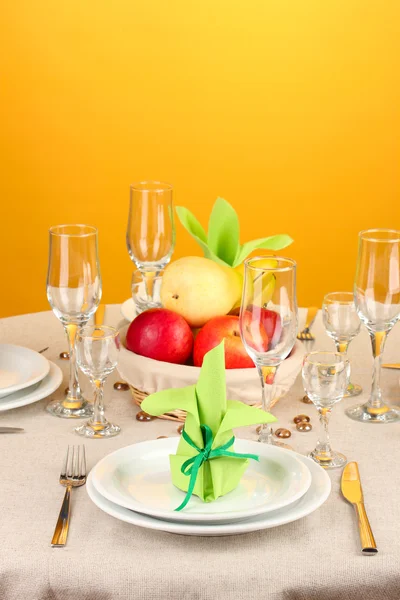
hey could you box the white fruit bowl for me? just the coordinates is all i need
[117,325,305,410]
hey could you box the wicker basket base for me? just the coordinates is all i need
[130,386,280,423]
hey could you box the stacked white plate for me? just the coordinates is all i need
[0,344,63,411]
[87,437,331,536]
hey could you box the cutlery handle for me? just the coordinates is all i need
[51,486,72,547]
[354,502,378,554]
[305,307,318,329]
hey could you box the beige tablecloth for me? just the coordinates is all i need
[0,305,399,600]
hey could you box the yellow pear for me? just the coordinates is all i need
[161,257,242,327]
[232,258,277,308]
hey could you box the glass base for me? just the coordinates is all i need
[258,429,292,450]
[75,420,121,438]
[308,449,347,469]
[345,402,400,423]
[135,299,162,314]
[344,382,362,398]
[46,399,93,419]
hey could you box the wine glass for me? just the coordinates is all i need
[47,225,102,418]
[346,229,400,423]
[239,256,298,445]
[75,325,121,438]
[126,181,175,310]
[302,351,350,469]
[322,291,362,397]
[131,268,164,314]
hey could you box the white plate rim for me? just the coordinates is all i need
[0,344,50,398]
[0,361,63,411]
[91,438,312,523]
[86,451,331,536]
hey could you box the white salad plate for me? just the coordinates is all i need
[91,438,312,524]
[0,361,63,412]
[121,298,136,322]
[87,451,330,536]
[0,344,50,399]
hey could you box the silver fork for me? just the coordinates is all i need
[51,445,86,547]
[297,307,319,341]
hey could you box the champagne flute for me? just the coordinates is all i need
[302,351,350,469]
[47,225,102,418]
[75,325,120,438]
[239,256,298,445]
[347,229,400,423]
[126,181,175,310]
[322,291,362,396]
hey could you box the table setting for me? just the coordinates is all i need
[0,183,400,600]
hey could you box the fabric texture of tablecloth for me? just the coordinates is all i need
[0,305,399,600]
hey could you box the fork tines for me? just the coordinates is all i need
[297,330,315,341]
[61,445,86,481]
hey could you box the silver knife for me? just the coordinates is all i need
[0,427,24,433]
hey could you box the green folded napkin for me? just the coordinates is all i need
[176,197,293,268]
[141,341,277,510]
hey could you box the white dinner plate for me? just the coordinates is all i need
[0,361,63,411]
[121,298,136,322]
[87,451,330,536]
[0,344,50,398]
[91,438,312,524]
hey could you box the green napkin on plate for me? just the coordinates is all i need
[141,341,277,510]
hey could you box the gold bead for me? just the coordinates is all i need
[136,411,155,422]
[296,422,312,432]
[293,414,311,424]
[302,395,313,404]
[59,352,70,360]
[113,381,130,391]
[275,428,291,439]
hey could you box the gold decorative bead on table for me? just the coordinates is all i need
[302,395,313,404]
[59,352,69,360]
[275,428,291,439]
[136,411,155,422]
[114,381,130,391]
[296,422,312,432]
[293,414,311,424]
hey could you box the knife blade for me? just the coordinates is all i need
[382,363,400,369]
[0,427,24,433]
[341,462,377,555]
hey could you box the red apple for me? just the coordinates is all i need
[261,308,282,348]
[249,306,282,349]
[240,310,270,354]
[126,308,193,365]
[193,315,265,369]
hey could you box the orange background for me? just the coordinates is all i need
[1,1,399,317]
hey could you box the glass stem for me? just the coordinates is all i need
[315,408,333,460]
[335,341,349,355]
[256,364,278,443]
[141,269,157,303]
[63,324,82,408]
[368,330,387,409]
[91,379,107,425]
[335,341,353,392]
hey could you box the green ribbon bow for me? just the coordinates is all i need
[175,424,260,511]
